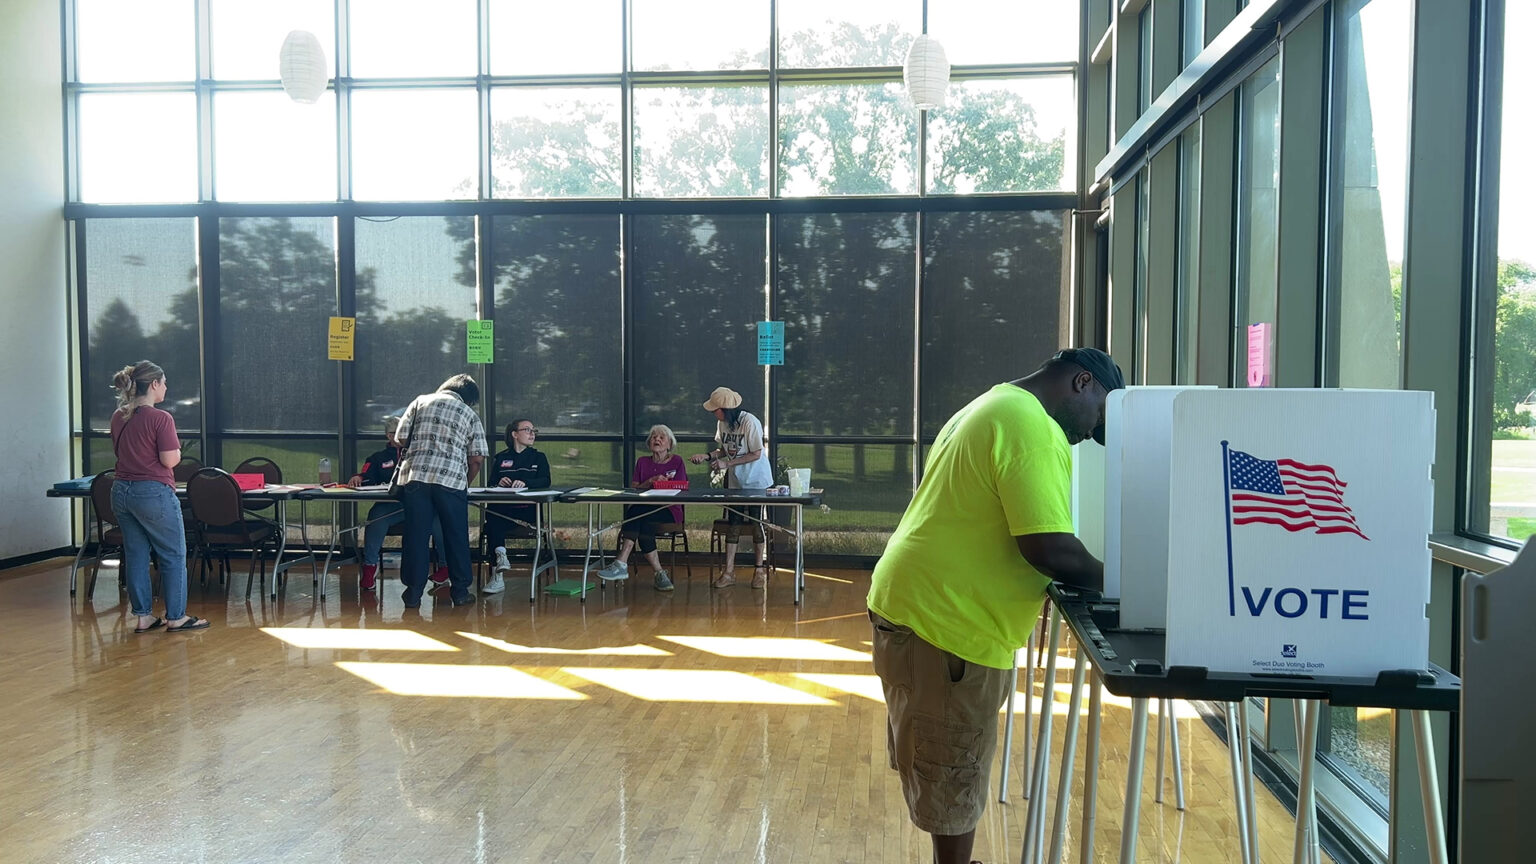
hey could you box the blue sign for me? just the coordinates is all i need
[757,321,784,366]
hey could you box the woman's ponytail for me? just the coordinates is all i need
[113,360,164,418]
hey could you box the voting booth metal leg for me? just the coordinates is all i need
[1117,696,1151,864]
[1411,710,1449,864]
[1292,699,1321,864]
[1169,697,1187,810]
[1289,703,1320,864]
[1079,673,1103,864]
[1226,703,1254,864]
[1241,698,1262,864]
[1047,646,1088,864]
[1021,630,1036,800]
[1000,655,1018,802]
[1156,699,1168,804]
[1021,607,1062,864]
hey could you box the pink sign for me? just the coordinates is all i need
[1247,323,1272,388]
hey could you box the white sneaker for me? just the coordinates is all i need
[654,570,674,592]
[482,574,505,595]
[494,547,511,574]
[597,560,629,581]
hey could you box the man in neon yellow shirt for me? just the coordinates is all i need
[868,348,1122,864]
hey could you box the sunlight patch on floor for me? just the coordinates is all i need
[563,667,837,704]
[659,635,870,662]
[457,631,672,656]
[795,672,886,702]
[336,661,587,699]
[262,627,459,652]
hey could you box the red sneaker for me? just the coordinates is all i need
[359,564,378,591]
[429,565,451,588]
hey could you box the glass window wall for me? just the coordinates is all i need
[1482,0,1536,544]
[1236,57,1281,387]
[921,211,1068,435]
[353,215,479,432]
[218,217,336,433]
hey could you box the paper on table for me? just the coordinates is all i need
[640,489,681,497]
[471,486,562,496]
[357,484,389,491]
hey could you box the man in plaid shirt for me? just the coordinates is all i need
[395,373,489,608]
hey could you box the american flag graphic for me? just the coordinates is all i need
[1227,449,1368,540]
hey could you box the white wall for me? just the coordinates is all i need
[0,0,69,560]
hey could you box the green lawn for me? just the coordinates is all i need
[1491,439,1536,503]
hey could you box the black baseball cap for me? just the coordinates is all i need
[1052,347,1124,445]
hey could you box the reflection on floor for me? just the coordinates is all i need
[2,558,1329,863]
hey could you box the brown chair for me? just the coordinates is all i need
[172,458,203,570]
[232,456,282,514]
[187,467,278,598]
[86,470,126,598]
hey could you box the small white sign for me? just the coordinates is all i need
[1164,389,1434,678]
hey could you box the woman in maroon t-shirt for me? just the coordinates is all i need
[594,424,687,591]
[109,361,209,633]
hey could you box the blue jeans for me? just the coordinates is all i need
[111,479,188,620]
[361,502,446,567]
[399,482,471,604]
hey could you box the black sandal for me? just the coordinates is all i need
[166,616,211,632]
[134,617,164,634]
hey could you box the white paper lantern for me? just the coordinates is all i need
[279,30,328,104]
[903,34,950,110]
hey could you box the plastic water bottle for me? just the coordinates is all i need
[318,457,332,485]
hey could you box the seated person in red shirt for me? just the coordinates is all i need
[595,424,687,592]
[348,417,446,591]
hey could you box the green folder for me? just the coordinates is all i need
[542,579,594,596]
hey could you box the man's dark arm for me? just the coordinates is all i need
[1015,533,1104,593]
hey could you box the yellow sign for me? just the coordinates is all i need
[328,316,355,361]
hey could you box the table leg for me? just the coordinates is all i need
[1079,672,1103,864]
[270,498,289,601]
[1047,646,1088,864]
[1117,696,1150,864]
[794,503,804,605]
[579,503,598,602]
[70,496,94,598]
[1412,710,1448,864]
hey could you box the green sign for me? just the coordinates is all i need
[467,319,494,364]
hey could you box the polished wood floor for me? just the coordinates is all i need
[2,554,1328,863]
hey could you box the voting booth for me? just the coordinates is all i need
[1098,388,1435,678]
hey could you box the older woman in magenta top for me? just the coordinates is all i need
[594,424,687,591]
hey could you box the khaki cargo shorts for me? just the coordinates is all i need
[869,610,1013,836]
